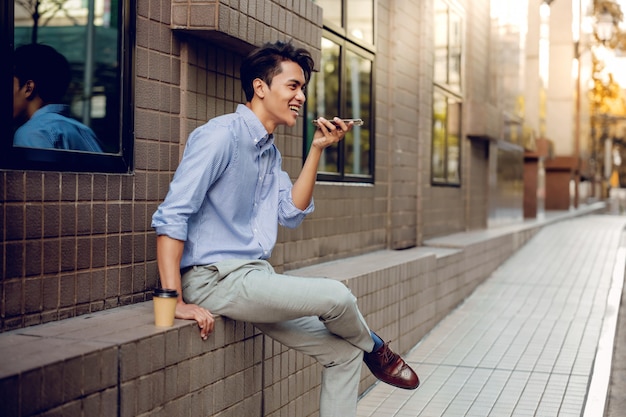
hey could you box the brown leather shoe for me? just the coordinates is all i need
[363,339,420,390]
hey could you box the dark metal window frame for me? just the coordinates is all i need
[306,0,376,183]
[431,86,462,186]
[432,0,463,187]
[0,1,135,174]
[319,0,376,53]
[434,0,463,94]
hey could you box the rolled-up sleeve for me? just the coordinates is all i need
[152,123,233,240]
[277,170,314,228]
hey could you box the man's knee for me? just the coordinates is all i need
[319,280,358,319]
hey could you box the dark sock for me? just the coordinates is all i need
[371,331,384,352]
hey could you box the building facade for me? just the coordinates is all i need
[1,0,531,335]
[0,1,567,415]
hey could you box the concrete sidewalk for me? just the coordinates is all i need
[357,214,626,417]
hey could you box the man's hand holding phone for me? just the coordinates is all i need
[311,117,359,150]
[313,118,364,127]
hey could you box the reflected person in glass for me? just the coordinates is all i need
[12,43,103,152]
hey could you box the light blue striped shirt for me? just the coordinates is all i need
[152,104,314,268]
[13,104,103,152]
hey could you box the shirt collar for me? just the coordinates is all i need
[256,133,274,149]
[32,104,70,118]
[236,104,273,148]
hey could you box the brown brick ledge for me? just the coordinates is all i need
[0,203,605,416]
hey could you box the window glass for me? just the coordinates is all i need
[314,0,342,29]
[14,0,120,152]
[448,10,462,90]
[307,1,374,182]
[3,0,133,173]
[433,0,463,186]
[446,98,460,183]
[432,91,447,181]
[347,0,373,44]
[432,89,461,185]
[434,2,448,84]
[434,0,462,93]
[345,50,371,175]
[307,38,341,174]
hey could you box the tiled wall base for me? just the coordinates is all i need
[3,217,588,417]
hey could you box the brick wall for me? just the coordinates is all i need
[0,221,545,417]
[2,0,503,333]
[0,0,327,331]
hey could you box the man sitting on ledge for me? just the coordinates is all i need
[152,40,419,417]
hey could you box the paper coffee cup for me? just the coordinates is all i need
[153,288,178,327]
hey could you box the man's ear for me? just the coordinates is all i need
[253,78,266,99]
[23,80,36,99]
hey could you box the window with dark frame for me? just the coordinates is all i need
[432,89,461,184]
[1,0,134,173]
[306,0,375,182]
[432,0,462,186]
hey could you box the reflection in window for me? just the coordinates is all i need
[345,50,371,175]
[433,0,463,186]
[13,0,122,153]
[314,0,374,46]
[432,89,461,185]
[13,43,104,152]
[433,92,446,180]
[307,38,340,174]
[347,0,373,44]
[306,37,373,180]
[434,2,449,85]
[448,11,462,90]
[314,0,342,30]
[434,0,462,93]
[307,0,374,182]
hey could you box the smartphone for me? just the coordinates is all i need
[312,118,364,127]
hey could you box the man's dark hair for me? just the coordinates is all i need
[13,43,72,103]
[240,40,315,102]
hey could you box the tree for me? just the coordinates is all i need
[15,0,78,44]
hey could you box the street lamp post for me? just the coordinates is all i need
[575,0,626,200]
[593,1,626,198]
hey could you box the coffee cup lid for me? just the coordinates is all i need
[153,288,178,298]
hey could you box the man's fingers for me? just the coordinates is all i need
[332,117,350,132]
[175,302,215,340]
[314,117,333,133]
[196,307,215,340]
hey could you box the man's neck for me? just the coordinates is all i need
[246,101,276,134]
[27,97,46,120]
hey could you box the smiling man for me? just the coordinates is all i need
[152,41,419,417]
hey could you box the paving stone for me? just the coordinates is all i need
[357,215,626,417]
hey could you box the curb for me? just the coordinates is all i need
[583,246,626,416]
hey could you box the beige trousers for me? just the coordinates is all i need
[182,259,375,417]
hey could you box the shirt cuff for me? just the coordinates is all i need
[153,224,188,241]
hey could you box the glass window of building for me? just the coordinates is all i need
[1,0,134,173]
[432,90,461,184]
[307,0,374,182]
[433,0,463,185]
